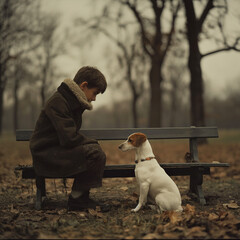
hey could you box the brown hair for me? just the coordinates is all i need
[73,66,107,93]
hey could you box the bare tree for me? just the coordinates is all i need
[121,0,181,127]
[12,57,33,130]
[165,62,187,127]
[0,0,41,134]
[183,0,240,127]
[35,13,65,107]
[116,41,147,127]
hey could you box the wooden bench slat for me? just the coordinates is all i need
[15,162,229,179]
[16,127,218,141]
[15,162,230,171]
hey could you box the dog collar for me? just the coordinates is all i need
[135,157,155,164]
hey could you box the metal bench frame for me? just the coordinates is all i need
[15,127,229,210]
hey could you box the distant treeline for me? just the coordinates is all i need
[2,82,240,131]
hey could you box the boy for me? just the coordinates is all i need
[30,66,107,210]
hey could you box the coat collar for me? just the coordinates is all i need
[58,78,93,111]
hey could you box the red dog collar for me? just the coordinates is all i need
[135,157,155,164]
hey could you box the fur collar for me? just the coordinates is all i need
[63,78,92,110]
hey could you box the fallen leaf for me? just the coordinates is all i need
[122,215,131,222]
[132,192,138,197]
[120,186,128,191]
[142,233,160,239]
[208,213,219,221]
[57,209,67,215]
[168,211,183,224]
[171,226,185,232]
[37,232,59,239]
[88,208,97,216]
[162,232,179,239]
[223,202,240,209]
[184,204,195,215]
[219,211,228,220]
[77,212,87,218]
[10,204,19,214]
[220,212,240,225]
[127,195,138,202]
[155,224,164,234]
[96,206,101,212]
[96,212,104,218]
[88,208,105,219]
[125,236,135,239]
[185,226,207,238]
[209,227,226,239]
[111,200,121,206]
[181,195,191,201]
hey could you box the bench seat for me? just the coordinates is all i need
[15,162,229,179]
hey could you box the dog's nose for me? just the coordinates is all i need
[118,144,123,149]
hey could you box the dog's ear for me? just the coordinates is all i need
[135,133,147,147]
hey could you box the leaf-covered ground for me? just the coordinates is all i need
[0,130,240,239]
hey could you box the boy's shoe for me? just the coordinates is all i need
[67,191,98,211]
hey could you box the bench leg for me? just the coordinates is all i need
[189,168,206,205]
[35,176,45,210]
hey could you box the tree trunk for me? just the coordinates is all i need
[40,84,45,107]
[188,52,205,127]
[170,81,178,127]
[41,61,48,107]
[184,0,205,127]
[132,94,138,128]
[149,56,162,127]
[0,86,3,135]
[13,77,19,131]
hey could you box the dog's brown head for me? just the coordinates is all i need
[118,132,147,151]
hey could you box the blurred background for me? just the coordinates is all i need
[1,0,240,134]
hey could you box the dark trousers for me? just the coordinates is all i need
[72,143,106,191]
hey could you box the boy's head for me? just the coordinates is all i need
[73,66,107,94]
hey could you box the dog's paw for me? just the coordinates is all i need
[131,208,137,213]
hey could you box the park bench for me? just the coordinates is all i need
[15,127,229,210]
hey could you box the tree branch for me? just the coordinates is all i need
[198,0,214,33]
[160,0,181,63]
[121,0,153,56]
[150,0,165,20]
[10,40,42,60]
[201,37,240,58]
[150,0,166,48]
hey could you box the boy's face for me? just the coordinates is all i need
[79,82,100,102]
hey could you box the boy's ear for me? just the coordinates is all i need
[79,81,88,90]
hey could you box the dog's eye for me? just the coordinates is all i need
[128,139,132,143]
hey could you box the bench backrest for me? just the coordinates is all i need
[16,127,218,141]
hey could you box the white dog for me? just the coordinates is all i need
[119,132,183,213]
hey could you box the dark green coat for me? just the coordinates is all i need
[30,79,97,177]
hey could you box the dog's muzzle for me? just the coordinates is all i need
[118,144,123,150]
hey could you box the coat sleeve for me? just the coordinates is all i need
[45,96,97,148]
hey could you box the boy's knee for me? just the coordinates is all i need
[84,143,106,165]
[97,148,106,166]
[100,150,106,161]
